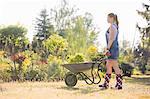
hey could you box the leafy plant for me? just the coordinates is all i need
[43,34,68,57]
[68,53,85,63]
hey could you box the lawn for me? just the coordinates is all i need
[0,75,150,99]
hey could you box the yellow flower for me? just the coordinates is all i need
[0,51,5,57]
[0,63,10,70]
[87,45,98,55]
[23,58,31,66]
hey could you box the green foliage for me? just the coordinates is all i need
[48,0,98,56]
[43,34,68,56]
[134,3,150,74]
[132,67,142,75]
[119,49,134,63]
[35,9,54,41]
[50,0,78,32]
[0,56,12,82]
[0,0,100,82]
[0,25,29,53]
[65,16,98,55]
[0,69,11,82]
[47,55,66,79]
[120,62,134,76]
[68,53,85,63]
[87,45,98,60]
[32,8,54,60]
[24,50,49,81]
[118,49,135,76]
[90,52,105,62]
[146,65,150,71]
[25,65,48,81]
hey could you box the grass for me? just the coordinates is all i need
[0,75,150,99]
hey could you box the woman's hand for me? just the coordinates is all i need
[104,48,111,56]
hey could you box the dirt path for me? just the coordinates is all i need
[0,75,150,99]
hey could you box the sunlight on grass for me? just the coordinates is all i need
[0,75,150,99]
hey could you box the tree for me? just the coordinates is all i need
[65,15,98,56]
[35,9,54,41]
[33,9,54,59]
[0,25,29,54]
[50,0,78,36]
[134,3,150,74]
[49,0,98,57]
[33,9,54,51]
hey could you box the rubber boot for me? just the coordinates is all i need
[99,73,111,89]
[114,74,123,90]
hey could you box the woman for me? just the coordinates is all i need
[99,13,122,90]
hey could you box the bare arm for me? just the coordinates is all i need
[107,25,116,49]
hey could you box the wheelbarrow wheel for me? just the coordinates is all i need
[65,73,77,87]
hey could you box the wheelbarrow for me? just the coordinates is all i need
[62,58,105,87]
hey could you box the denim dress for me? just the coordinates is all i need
[106,24,119,60]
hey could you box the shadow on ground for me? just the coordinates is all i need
[124,76,150,86]
[58,86,80,91]
[58,75,150,94]
[58,86,103,94]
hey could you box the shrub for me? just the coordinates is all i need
[120,62,134,77]
[132,68,142,75]
[87,45,98,60]
[0,57,12,81]
[47,55,66,80]
[90,52,105,61]
[0,69,11,82]
[25,65,48,81]
[43,34,68,56]
[69,53,85,63]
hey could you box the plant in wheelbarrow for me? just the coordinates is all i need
[65,53,85,87]
[68,53,85,63]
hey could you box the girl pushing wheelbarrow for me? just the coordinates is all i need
[99,13,123,90]
[63,13,123,90]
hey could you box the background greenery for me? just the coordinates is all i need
[0,0,149,82]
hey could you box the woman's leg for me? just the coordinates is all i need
[106,60,113,74]
[112,60,123,89]
[112,60,121,74]
[99,60,113,89]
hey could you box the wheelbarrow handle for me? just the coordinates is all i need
[95,57,107,63]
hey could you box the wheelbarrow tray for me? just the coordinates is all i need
[62,62,100,73]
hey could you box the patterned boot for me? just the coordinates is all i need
[99,73,111,89]
[115,74,123,90]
